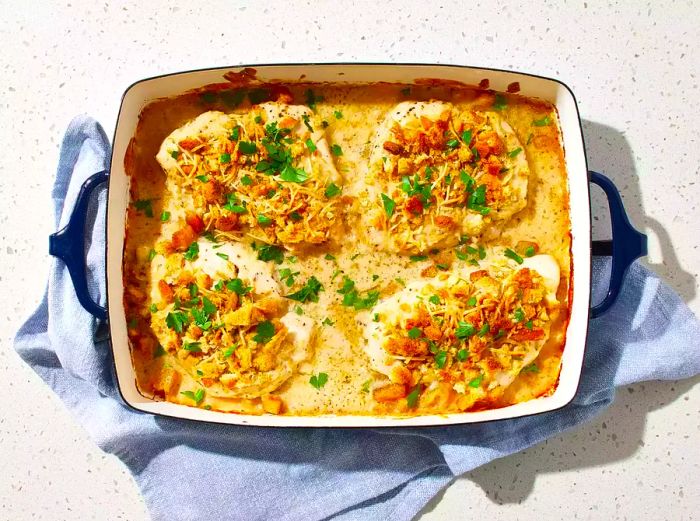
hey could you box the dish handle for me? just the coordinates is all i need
[49,171,109,320]
[589,171,647,318]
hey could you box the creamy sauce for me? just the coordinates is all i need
[123,82,571,416]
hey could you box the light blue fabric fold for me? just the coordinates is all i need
[15,116,700,521]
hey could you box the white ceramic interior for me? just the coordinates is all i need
[107,64,591,427]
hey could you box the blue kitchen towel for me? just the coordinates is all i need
[15,116,700,521]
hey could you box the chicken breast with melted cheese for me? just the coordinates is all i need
[149,239,315,401]
[362,101,529,254]
[363,251,559,412]
[156,102,343,250]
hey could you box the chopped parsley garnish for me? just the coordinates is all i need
[324,253,336,261]
[477,323,490,337]
[181,388,205,404]
[526,132,534,145]
[394,277,406,287]
[170,150,180,159]
[492,93,507,111]
[183,342,202,353]
[254,115,263,124]
[445,138,459,150]
[294,305,304,315]
[279,164,309,183]
[256,244,284,264]
[190,297,216,330]
[467,296,477,307]
[202,232,217,242]
[226,278,252,295]
[322,317,334,326]
[257,214,273,226]
[223,193,246,213]
[525,320,534,330]
[289,211,302,221]
[504,248,524,264]
[331,144,343,156]
[278,268,299,287]
[525,245,536,257]
[286,276,324,303]
[337,276,379,310]
[153,344,166,358]
[196,175,209,183]
[304,89,324,110]
[457,349,469,362]
[508,147,522,158]
[435,350,447,369]
[238,141,257,155]
[252,320,275,344]
[148,249,157,262]
[495,329,506,339]
[467,185,490,215]
[381,193,396,217]
[532,115,551,127]
[223,345,238,357]
[429,294,441,305]
[189,283,198,298]
[373,313,379,322]
[183,242,199,261]
[309,372,328,390]
[522,363,539,373]
[400,174,433,207]
[409,255,428,262]
[513,308,525,323]
[219,153,231,164]
[305,138,317,153]
[455,321,476,339]
[230,127,240,141]
[337,276,355,295]
[133,199,154,218]
[461,129,473,145]
[324,182,341,198]
[406,383,422,408]
[350,253,361,261]
[361,379,372,393]
[407,327,422,339]
[468,374,484,388]
[213,280,224,291]
[216,252,229,260]
[333,110,343,119]
[301,114,313,132]
[240,174,252,186]
[149,303,158,313]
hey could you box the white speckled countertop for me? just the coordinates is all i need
[1,1,698,519]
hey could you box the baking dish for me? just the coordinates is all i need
[49,64,647,427]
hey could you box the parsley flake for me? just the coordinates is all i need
[253,321,275,344]
[504,248,524,264]
[309,372,328,390]
[381,193,396,218]
[325,183,341,198]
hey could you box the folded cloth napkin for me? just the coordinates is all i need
[15,116,700,521]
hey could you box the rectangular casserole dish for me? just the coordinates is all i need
[49,63,647,427]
